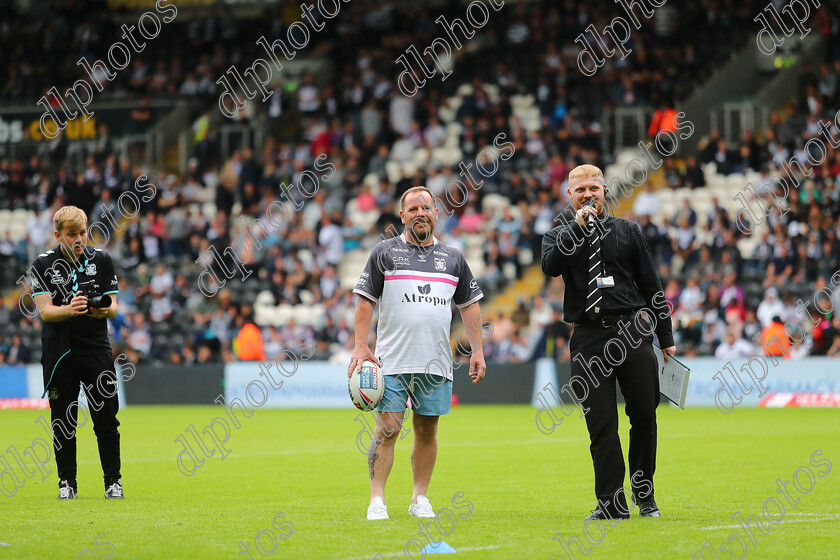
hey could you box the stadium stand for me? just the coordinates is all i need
[2,0,840,366]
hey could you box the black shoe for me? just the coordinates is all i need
[585,504,630,521]
[57,480,77,500]
[638,499,660,518]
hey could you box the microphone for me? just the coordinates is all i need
[582,200,597,227]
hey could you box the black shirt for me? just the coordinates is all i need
[541,213,674,348]
[30,245,119,356]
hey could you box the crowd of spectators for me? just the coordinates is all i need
[3,1,840,365]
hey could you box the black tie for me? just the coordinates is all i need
[586,225,602,321]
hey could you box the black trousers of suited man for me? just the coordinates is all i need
[48,352,121,488]
[569,319,659,513]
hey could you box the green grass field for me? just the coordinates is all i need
[0,405,838,559]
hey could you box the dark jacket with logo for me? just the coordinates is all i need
[28,246,118,396]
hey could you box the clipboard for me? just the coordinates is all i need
[654,342,690,409]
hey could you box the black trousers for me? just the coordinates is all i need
[569,320,659,511]
[47,352,121,488]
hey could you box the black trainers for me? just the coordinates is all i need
[638,499,660,517]
[104,480,124,500]
[585,504,630,521]
[57,480,77,500]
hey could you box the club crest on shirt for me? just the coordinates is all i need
[434,258,446,271]
[46,269,68,284]
[85,263,97,276]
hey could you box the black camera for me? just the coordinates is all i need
[78,279,112,310]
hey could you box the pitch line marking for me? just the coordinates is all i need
[701,513,840,530]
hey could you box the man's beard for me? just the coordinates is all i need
[411,220,433,242]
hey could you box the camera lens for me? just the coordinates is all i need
[88,294,112,309]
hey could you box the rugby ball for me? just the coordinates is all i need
[349,360,384,411]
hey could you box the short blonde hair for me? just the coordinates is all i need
[53,206,87,234]
[399,186,436,211]
[568,164,604,184]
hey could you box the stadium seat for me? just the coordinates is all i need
[457,84,474,96]
[483,84,499,103]
[344,198,360,218]
[385,161,402,184]
[727,174,747,193]
[656,189,675,207]
[254,306,270,326]
[299,289,314,305]
[356,210,381,232]
[469,259,484,278]
[482,193,509,216]
[690,189,713,205]
[298,248,313,263]
[439,98,459,123]
[445,122,462,147]
[503,262,517,282]
[202,202,217,221]
[511,94,535,108]
[411,148,430,167]
[465,234,484,250]
[672,187,691,203]
[363,173,380,193]
[276,305,294,326]
[703,162,718,177]
[255,291,274,308]
[692,200,711,219]
[10,222,27,242]
[431,147,462,167]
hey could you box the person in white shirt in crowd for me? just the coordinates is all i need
[317,213,344,268]
[757,287,785,328]
[633,182,662,221]
[424,116,446,149]
[426,165,449,198]
[297,74,320,114]
[150,263,174,295]
[678,277,704,328]
[715,328,756,359]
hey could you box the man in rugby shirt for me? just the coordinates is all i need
[28,206,123,500]
[350,186,486,520]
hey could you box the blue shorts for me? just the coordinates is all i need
[376,373,452,416]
